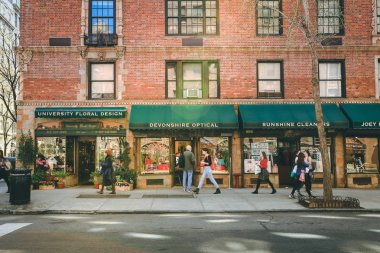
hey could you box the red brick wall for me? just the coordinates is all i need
[20,0,81,46]
[22,52,80,100]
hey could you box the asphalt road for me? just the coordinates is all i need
[0,212,379,253]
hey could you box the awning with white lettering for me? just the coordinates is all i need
[340,103,380,129]
[238,104,349,129]
[35,107,126,118]
[129,105,238,130]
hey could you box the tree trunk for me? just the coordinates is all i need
[310,45,333,201]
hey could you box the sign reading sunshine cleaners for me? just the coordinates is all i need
[35,107,126,118]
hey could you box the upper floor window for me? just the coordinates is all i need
[85,0,117,46]
[257,61,283,98]
[166,0,218,35]
[89,63,115,100]
[317,0,344,35]
[166,61,219,99]
[377,0,380,34]
[256,0,282,35]
[318,60,345,98]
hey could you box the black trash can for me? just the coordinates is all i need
[9,169,32,205]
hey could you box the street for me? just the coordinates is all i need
[0,212,379,253]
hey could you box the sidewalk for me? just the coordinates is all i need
[0,184,379,214]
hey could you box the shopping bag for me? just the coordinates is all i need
[254,164,261,175]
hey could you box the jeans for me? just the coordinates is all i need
[197,166,219,189]
[183,170,193,191]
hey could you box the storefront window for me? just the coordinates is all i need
[37,137,66,173]
[345,137,379,174]
[96,137,123,170]
[300,137,331,173]
[140,138,170,174]
[199,137,229,174]
[243,137,278,173]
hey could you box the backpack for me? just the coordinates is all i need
[178,153,185,168]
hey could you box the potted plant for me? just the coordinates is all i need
[39,180,55,190]
[17,131,36,170]
[90,170,102,189]
[53,171,68,189]
[31,170,46,190]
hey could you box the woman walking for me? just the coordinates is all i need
[98,149,116,194]
[252,151,276,194]
[193,148,221,194]
[304,150,315,198]
[289,152,309,198]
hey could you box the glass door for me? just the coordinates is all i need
[78,137,96,185]
[278,138,299,186]
[173,140,193,186]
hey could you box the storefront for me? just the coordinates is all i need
[34,107,127,186]
[340,103,380,188]
[129,105,238,189]
[238,104,349,188]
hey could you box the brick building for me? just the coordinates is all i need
[18,0,379,189]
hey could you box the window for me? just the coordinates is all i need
[256,0,282,35]
[257,61,283,98]
[37,137,67,173]
[166,0,218,35]
[89,63,115,100]
[318,61,345,97]
[86,0,117,46]
[166,61,219,99]
[300,137,331,173]
[200,137,230,174]
[140,138,170,174]
[243,137,278,173]
[317,0,344,35]
[345,137,379,174]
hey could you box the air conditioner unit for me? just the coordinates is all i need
[184,89,201,98]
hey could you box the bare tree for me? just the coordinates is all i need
[253,0,347,201]
[0,105,15,156]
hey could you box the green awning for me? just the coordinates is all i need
[129,105,238,130]
[239,104,349,129]
[340,104,380,129]
[35,107,126,118]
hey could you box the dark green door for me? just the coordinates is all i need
[78,137,96,185]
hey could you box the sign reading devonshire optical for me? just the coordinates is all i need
[261,122,331,128]
[149,122,220,129]
[35,107,126,118]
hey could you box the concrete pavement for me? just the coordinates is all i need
[0,182,379,214]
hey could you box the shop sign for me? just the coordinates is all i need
[35,107,126,118]
[35,129,126,137]
[355,122,380,129]
[261,122,330,128]
[148,122,220,129]
[62,122,102,130]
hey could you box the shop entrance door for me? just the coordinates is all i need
[278,138,299,186]
[78,137,96,185]
[173,140,194,186]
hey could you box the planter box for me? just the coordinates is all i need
[115,184,133,191]
[347,173,379,188]
[39,185,55,190]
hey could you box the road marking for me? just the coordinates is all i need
[0,223,32,237]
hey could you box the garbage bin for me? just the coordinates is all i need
[9,169,32,205]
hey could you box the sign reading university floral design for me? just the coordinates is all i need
[35,107,126,118]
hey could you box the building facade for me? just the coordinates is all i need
[0,0,20,156]
[18,0,379,188]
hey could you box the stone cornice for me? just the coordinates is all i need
[16,45,380,54]
[17,98,380,107]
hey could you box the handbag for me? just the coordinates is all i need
[290,165,297,178]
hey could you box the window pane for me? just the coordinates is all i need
[209,81,218,98]
[243,137,278,173]
[200,137,229,174]
[91,81,114,99]
[168,81,177,98]
[319,81,341,97]
[345,137,379,174]
[258,63,281,79]
[91,64,114,80]
[258,80,281,92]
[141,138,170,174]
[183,63,202,80]
[37,137,67,173]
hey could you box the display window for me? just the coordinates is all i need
[243,137,278,173]
[345,137,379,174]
[140,138,170,174]
[37,137,67,173]
[96,136,123,170]
[300,137,331,173]
[200,137,229,174]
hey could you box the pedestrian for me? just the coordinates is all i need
[0,150,10,193]
[252,151,276,194]
[304,150,315,198]
[182,145,195,193]
[193,148,221,194]
[289,152,309,199]
[98,149,115,194]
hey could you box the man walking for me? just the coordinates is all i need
[182,145,195,193]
